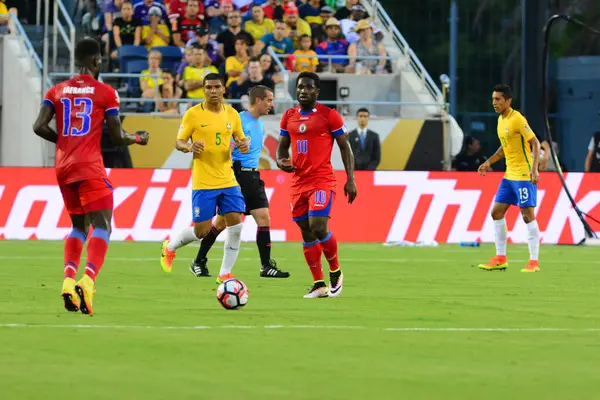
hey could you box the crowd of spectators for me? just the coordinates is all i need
[11,0,388,113]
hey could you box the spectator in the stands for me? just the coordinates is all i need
[254,19,293,57]
[293,34,318,72]
[144,69,182,113]
[229,56,275,111]
[208,0,233,34]
[311,6,334,47]
[284,4,311,49]
[205,0,231,21]
[166,0,205,21]
[133,0,168,26]
[452,136,486,172]
[176,45,194,85]
[3,0,20,25]
[244,4,274,42]
[347,20,387,74]
[340,4,381,44]
[315,18,347,73]
[226,36,250,87]
[217,9,254,59]
[183,45,219,101]
[111,0,139,60]
[139,6,171,48]
[82,0,104,41]
[259,53,282,83]
[140,50,164,111]
[0,0,11,34]
[262,0,284,20]
[299,0,322,26]
[103,0,123,32]
[334,0,358,20]
[172,0,204,47]
[187,26,221,66]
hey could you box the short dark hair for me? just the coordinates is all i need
[191,42,202,50]
[249,56,261,64]
[203,73,225,86]
[249,85,273,105]
[162,69,176,80]
[235,35,248,46]
[75,38,100,65]
[493,84,513,99]
[356,107,369,116]
[274,19,286,26]
[121,0,133,5]
[296,72,320,89]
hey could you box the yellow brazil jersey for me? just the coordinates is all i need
[182,65,219,99]
[497,109,536,181]
[141,24,171,49]
[285,18,311,49]
[244,18,275,42]
[293,49,318,72]
[225,56,248,87]
[177,103,245,190]
[140,68,164,89]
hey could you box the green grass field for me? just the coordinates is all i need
[1,240,600,399]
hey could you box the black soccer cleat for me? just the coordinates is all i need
[190,258,211,277]
[259,260,290,278]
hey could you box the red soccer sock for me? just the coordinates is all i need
[319,231,340,273]
[64,230,86,279]
[84,228,110,283]
[303,240,324,282]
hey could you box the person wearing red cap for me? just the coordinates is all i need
[284,3,311,49]
[262,0,285,20]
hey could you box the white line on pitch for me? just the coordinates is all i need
[1,324,600,332]
[0,255,597,264]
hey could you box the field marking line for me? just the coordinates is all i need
[0,255,597,264]
[1,323,600,332]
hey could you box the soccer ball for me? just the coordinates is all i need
[216,279,249,310]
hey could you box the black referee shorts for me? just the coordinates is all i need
[233,161,269,215]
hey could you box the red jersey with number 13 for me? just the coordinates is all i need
[280,103,347,194]
[43,74,120,185]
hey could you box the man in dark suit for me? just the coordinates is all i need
[348,108,381,170]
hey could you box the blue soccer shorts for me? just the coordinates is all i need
[191,186,246,222]
[495,178,537,208]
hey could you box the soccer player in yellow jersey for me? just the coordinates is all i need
[160,73,250,283]
[477,84,542,273]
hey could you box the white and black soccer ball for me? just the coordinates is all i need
[216,278,249,310]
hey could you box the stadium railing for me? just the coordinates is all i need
[271,53,398,74]
[6,14,43,73]
[362,0,442,103]
[51,0,76,73]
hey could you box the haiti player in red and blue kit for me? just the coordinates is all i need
[33,38,149,315]
[277,72,357,298]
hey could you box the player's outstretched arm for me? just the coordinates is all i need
[478,146,504,176]
[276,135,295,172]
[106,115,149,146]
[335,133,357,203]
[33,104,58,143]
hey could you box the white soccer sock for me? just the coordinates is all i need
[167,227,199,251]
[493,218,507,256]
[219,223,243,277]
[526,220,540,261]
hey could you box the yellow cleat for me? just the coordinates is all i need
[478,256,508,271]
[75,275,95,316]
[521,260,540,273]
[161,240,176,273]
[216,273,234,285]
[61,277,80,312]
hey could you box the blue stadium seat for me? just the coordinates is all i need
[151,46,183,68]
[117,45,148,73]
[125,60,150,97]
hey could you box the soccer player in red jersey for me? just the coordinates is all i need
[33,38,149,315]
[277,72,357,298]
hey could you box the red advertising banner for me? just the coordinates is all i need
[0,168,598,244]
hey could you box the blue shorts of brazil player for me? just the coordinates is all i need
[191,186,246,222]
[495,178,537,208]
